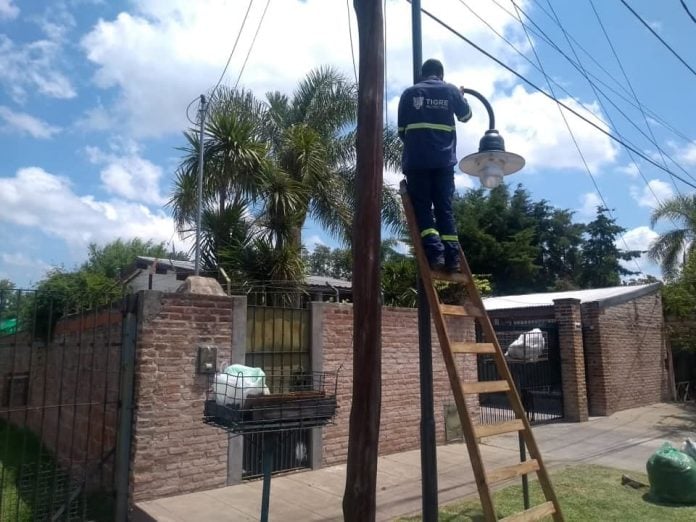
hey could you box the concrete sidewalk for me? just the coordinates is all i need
[134,403,696,521]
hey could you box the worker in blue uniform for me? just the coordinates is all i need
[398,58,472,272]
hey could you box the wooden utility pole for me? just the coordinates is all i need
[342,1,384,521]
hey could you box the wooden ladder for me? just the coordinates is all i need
[400,180,564,522]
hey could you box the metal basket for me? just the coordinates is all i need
[203,370,338,433]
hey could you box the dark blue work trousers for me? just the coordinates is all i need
[405,167,459,264]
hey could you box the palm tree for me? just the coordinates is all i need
[168,67,405,286]
[265,66,404,247]
[648,194,696,279]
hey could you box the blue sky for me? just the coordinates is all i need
[1,0,695,288]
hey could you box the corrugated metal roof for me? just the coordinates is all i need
[483,282,662,311]
[137,256,194,271]
[305,275,352,289]
[134,258,352,289]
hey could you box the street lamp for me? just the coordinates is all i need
[458,88,525,189]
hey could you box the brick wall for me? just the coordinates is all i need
[553,299,588,422]
[583,292,669,416]
[129,292,241,502]
[0,308,122,490]
[318,303,478,466]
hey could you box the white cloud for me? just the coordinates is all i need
[85,140,167,205]
[676,143,696,166]
[577,192,602,222]
[0,106,60,138]
[0,167,186,255]
[617,226,661,277]
[629,179,673,209]
[304,235,326,252]
[0,0,18,20]
[648,20,662,32]
[0,35,75,101]
[461,86,618,174]
[75,104,113,131]
[455,172,476,191]
[615,163,639,177]
[79,0,533,137]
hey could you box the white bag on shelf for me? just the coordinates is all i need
[213,364,270,407]
[504,328,545,361]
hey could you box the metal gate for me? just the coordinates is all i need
[242,305,311,479]
[477,322,563,425]
[0,289,123,521]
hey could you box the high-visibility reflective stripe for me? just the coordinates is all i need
[421,228,439,238]
[404,122,456,133]
[398,127,405,132]
[441,234,459,241]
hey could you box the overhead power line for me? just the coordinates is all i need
[461,0,694,184]
[541,0,672,215]
[347,0,358,83]
[212,0,255,97]
[234,0,272,89]
[409,1,696,191]
[682,0,696,24]
[589,0,683,195]
[519,0,696,148]
[620,0,696,79]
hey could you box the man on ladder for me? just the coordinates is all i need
[398,58,472,273]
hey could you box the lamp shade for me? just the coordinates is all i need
[458,130,525,189]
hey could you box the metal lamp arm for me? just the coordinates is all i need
[460,87,495,131]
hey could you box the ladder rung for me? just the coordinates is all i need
[431,270,469,284]
[487,459,540,484]
[475,419,525,438]
[451,342,496,354]
[439,303,483,317]
[462,380,510,394]
[499,501,555,522]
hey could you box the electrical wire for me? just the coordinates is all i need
[184,0,254,126]
[408,1,696,191]
[458,0,693,183]
[503,0,696,149]
[620,0,696,79]
[541,0,671,217]
[234,0,272,90]
[508,0,644,275]
[211,0,255,98]
[347,0,358,83]
[588,0,682,195]
[682,0,696,24]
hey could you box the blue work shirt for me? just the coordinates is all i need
[397,77,472,172]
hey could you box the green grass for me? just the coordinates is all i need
[398,465,696,521]
[0,421,44,521]
[0,421,113,521]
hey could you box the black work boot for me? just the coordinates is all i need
[429,254,446,272]
[444,250,460,273]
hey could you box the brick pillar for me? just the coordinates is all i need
[553,298,589,422]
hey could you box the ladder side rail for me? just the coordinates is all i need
[457,247,564,522]
[400,182,498,521]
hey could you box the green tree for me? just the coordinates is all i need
[578,207,640,288]
[453,185,540,294]
[83,238,185,279]
[648,194,696,280]
[169,86,269,271]
[662,255,696,353]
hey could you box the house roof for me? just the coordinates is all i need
[483,282,662,311]
[136,256,195,272]
[133,257,352,289]
[305,275,352,289]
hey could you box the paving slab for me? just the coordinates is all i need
[135,402,696,521]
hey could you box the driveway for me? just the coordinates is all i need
[134,402,695,521]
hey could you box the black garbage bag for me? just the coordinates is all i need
[646,442,696,504]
